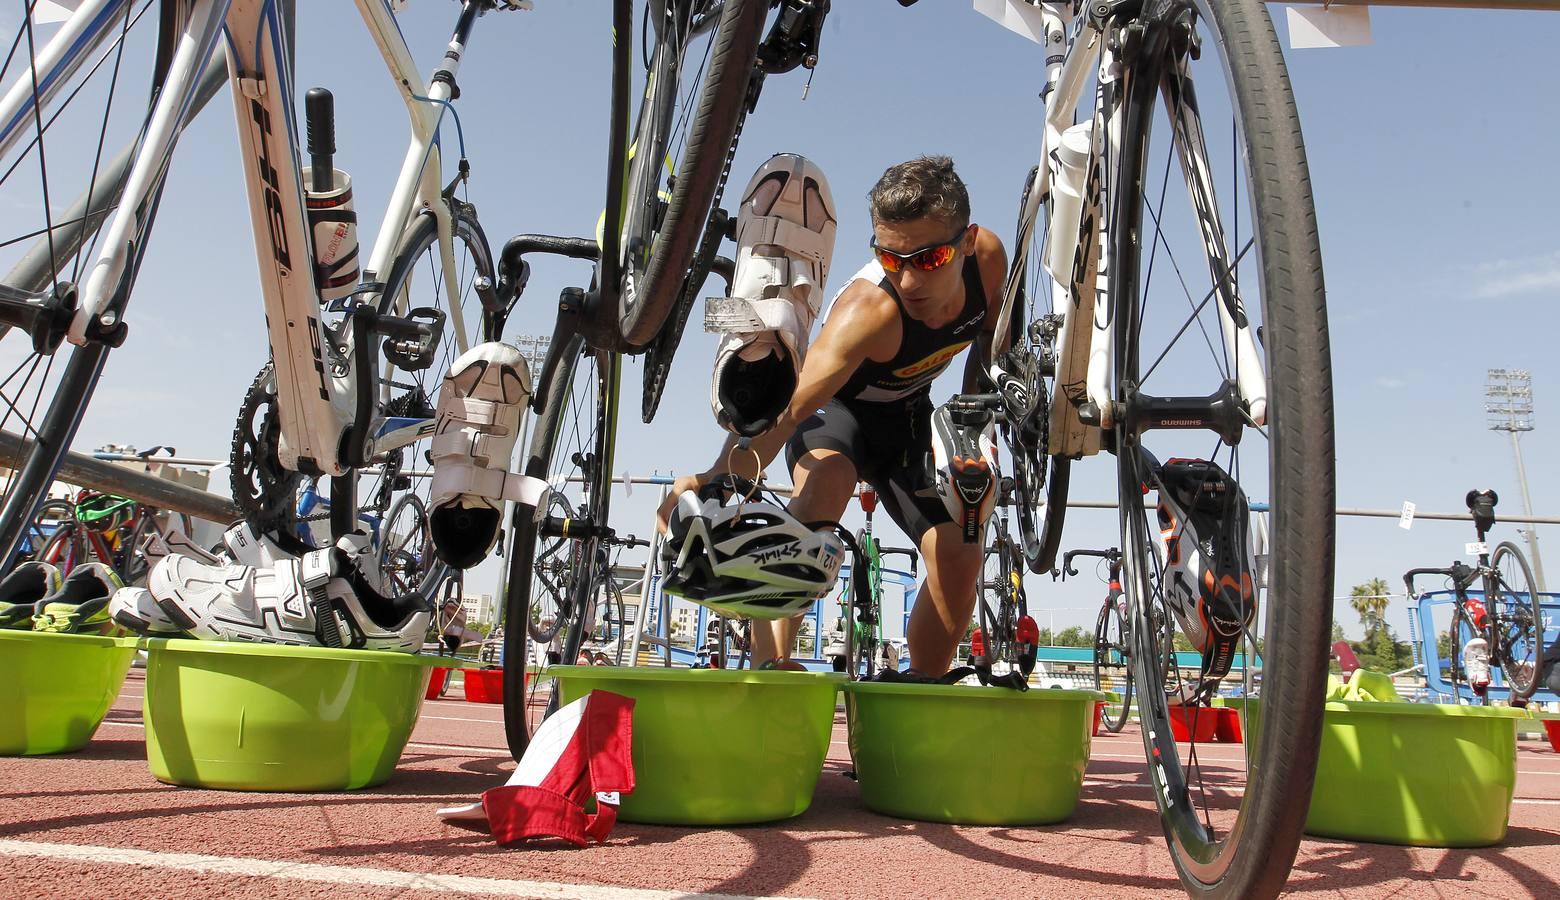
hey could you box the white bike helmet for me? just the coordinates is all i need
[930,400,998,543]
[660,483,845,620]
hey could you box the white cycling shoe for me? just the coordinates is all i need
[706,153,836,436]
[428,341,544,570]
[147,533,429,652]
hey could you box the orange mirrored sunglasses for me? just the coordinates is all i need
[870,230,966,274]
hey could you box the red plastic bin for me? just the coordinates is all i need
[463,667,504,703]
[1169,706,1220,742]
[1212,706,1243,743]
[1543,719,1560,752]
[1092,700,1104,736]
[425,666,452,700]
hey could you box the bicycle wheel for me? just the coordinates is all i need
[843,530,882,678]
[39,518,106,575]
[0,0,193,569]
[609,0,765,347]
[1005,165,1071,575]
[377,493,432,599]
[1094,599,1133,733]
[1109,0,1332,894]
[500,333,617,759]
[20,499,74,563]
[358,203,493,596]
[1489,541,1543,699]
[977,541,1010,666]
[1446,602,1468,703]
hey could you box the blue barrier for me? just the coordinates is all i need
[1415,589,1559,703]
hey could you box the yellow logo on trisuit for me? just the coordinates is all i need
[892,341,971,380]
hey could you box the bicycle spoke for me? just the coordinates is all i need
[1140,122,1225,382]
[1138,235,1253,387]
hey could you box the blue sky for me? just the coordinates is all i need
[45,3,1560,646]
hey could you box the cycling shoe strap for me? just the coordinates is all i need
[969,665,1029,691]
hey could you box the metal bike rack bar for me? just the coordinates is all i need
[0,430,239,524]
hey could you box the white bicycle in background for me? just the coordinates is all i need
[0,0,535,607]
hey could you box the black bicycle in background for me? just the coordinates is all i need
[1059,547,1133,733]
[1404,489,1545,704]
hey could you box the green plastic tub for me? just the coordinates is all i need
[142,639,444,791]
[551,665,842,825]
[0,631,139,756]
[1305,700,1525,847]
[844,682,1102,825]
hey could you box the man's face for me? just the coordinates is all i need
[871,217,974,322]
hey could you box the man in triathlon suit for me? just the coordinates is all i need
[660,156,1008,677]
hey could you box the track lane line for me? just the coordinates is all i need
[0,839,813,900]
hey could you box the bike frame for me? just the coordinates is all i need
[16,0,476,484]
[994,1,1267,446]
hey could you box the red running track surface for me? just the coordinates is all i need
[1,670,1557,899]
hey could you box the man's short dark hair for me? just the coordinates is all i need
[868,156,970,232]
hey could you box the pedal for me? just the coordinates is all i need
[378,306,447,372]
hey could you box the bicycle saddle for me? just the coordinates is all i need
[1465,489,1498,532]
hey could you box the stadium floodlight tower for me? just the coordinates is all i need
[1485,368,1546,590]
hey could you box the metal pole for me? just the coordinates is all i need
[0,429,238,523]
[1509,429,1548,590]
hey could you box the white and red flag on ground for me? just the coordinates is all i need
[438,689,635,847]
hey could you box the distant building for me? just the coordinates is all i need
[459,592,496,626]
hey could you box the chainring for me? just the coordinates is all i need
[229,363,303,533]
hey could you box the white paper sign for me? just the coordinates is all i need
[33,1,86,25]
[1286,5,1373,50]
[973,0,1050,46]
[1399,501,1416,530]
[1466,542,1489,557]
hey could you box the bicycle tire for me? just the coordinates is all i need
[612,0,765,347]
[1094,600,1133,733]
[1489,541,1544,699]
[501,333,617,759]
[1447,602,1468,703]
[375,202,494,579]
[40,519,104,576]
[1110,0,1332,894]
[0,0,190,569]
[121,509,159,584]
[377,493,432,600]
[1003,161,1071,576]
[21,500,76,563]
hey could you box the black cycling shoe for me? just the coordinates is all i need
[871,666,992,686]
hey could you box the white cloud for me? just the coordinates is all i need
[1374,376,1408,390]
[1471,250,1560,300]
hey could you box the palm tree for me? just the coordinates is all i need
[1349,578,1391,639]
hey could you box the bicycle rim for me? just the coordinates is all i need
[348,206,494,598]
[0,0,187,569]
[614,0,764,346]
[1447,605,1467,703]
[1490,541,1543,698]
[501,333,616,759]
[1007,164,1072,575]
[378,494,431,599]
[1095,602,1133,732]
[1111,0,1332,894]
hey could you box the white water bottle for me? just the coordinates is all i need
[1044,122,1094,283]
[1462,636,1491,694]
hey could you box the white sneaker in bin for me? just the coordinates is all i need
[147,538,429,653]
[109,586,183,636]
